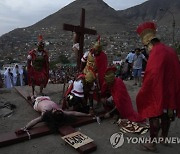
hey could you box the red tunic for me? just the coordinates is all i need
[27,49,49,87]
[95,51,108,89]
[136,43,180,119]
[102,78,144,122]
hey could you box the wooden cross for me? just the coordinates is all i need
[0,86,104,153]
[63,8,97,70]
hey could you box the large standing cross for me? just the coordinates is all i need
[63,8,97,70]
[0,86,104,153]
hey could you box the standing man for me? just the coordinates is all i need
[136,22,180,151]
[125,50,135,80]
[27,35,49,96]
[81,36,108,90]
[132,48,147,86]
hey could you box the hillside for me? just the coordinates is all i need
[33,0,127,33]
[117,0,180,26]
[0,0,179,63]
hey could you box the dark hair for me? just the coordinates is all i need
[135,48,140,52]
[150,38,160,45]
[42,110,65,133]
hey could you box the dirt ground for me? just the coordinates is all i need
[0,80,180,154]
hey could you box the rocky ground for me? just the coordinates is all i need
[0,80,180,154]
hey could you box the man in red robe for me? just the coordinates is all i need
[101,66,144,122]
[136,22,180,151]
[27,37,49,96]
[80,36,108,109]
[81,36,108,90]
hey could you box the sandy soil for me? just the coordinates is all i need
[0,80,180,154]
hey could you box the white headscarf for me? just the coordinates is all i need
[4,67,13,88]
[12,64,23,86]
[12,64,23,76]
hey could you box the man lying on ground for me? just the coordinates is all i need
[16,96,92,133]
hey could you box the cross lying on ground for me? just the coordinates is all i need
[63,8,97,70]
[0,86,104,153]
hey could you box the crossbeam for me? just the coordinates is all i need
[63,24,97,35]
[0,86,100,153]
[0,115,100,150]
[63,8,97,70]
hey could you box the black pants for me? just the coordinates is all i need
[68,95,89,113]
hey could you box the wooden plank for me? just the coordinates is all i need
[63,24,97,35]
[0,86,99,153]
[0,113,101,148]
[63,8,97,70]
[0,113,102,148]
[14,86,33,107]
[0,126,50,148]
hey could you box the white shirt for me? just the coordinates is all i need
[133,53,146,69]
[81,51,89,63]
[71,80,84,97]
[126,52,135,63]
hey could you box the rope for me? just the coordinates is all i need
[23,127,31,140]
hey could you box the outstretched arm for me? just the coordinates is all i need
[63,110,92,117]
[15,116,43,135]
[24,116,43,130]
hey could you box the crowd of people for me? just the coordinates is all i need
[114,47,148,87]
[48,66,77,84]
[1,64,28,89]
[3,22,180,153]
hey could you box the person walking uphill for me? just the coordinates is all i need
[136,21,180,152]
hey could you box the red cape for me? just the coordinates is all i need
[136,43,180,119]
[27,49,49,87]
[95,51,108,89]
[102,78,144,122]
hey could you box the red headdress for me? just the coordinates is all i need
[136,22,157,45]
[38,35,43,42]
[37,35,45,47]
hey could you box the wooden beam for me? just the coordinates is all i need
[0,114,103,148]
[0,112,104,147]
[0,126,50,148]
[14,87,33,107]
[63,24,97,35]
[63,8,97,70]
[0,86,100,153]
